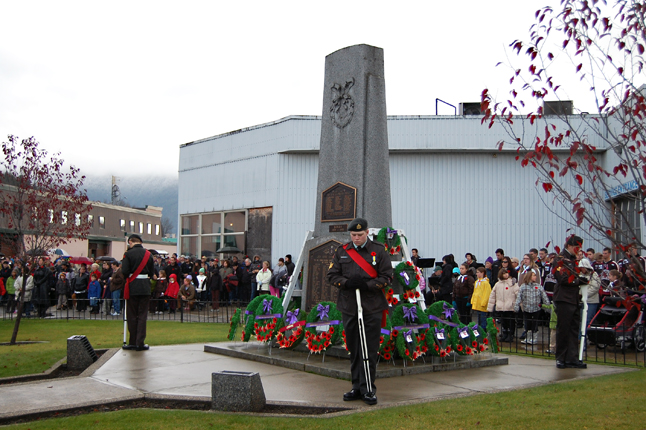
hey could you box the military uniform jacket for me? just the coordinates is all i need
[121,244,155,296]
[552,249,582,305]
[327,239,393,315]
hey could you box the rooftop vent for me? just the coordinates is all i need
[543,100,573,116]
[459,102,483,115]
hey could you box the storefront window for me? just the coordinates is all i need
[181,215,199,235]
[223,211,245,233]
[202,213,222,234]
[180,236,198,258]
[179,210,247,258]
[201,236,222,258]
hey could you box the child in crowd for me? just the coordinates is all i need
[179,275,196,311]
[55,272,70,310]
[487,269,519,342]
[453,263,474,325]
[154,270,168,314]
[607,269,626,297]
[514,270,550,345]
[471,267,492,328]
[165,273,179,313]
[88,273,101,314]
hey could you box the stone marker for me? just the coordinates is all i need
[211,370,266,412]
[67,335,97,370]
[301,44,393,310]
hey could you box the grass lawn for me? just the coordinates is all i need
[1,319,645,429]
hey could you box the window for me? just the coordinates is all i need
[75,213,81,226]
[155,224,160,235]
[120,219,126,231]
[49,209,54,224]
[99,216,105,229]
[147,223,152,234]
[180,210,248,258]
[139,222,143,234]
[61,211,67,225]
[181,215,199,235]
[130,220,135,232]
[88,214,94,227]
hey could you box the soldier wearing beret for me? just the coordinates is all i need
[121,234,155,351]
[327,218,393,405]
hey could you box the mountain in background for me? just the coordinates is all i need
[83,174,178,234]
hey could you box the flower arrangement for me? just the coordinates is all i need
[241,295,266,342]
[305,301,343,354]
[252,295,284,343]
[227,308,242,341]
[393,261,421,302]
[425,300,459,357]
[376,227,402,255]
[384,286,399,306]
[391,303,429,361]
[486,317,500,353]
[468,322,488,353]
[275,308,306,349]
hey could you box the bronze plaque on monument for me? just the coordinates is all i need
[306,240,342,311]
[321,182,356,222]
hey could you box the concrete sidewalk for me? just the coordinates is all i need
[0,342,633,422]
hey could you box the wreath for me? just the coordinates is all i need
[486,317,500,353]
[227,308,242,341]
[393,261,422,301]
[241,295,266,342]
[425,301,460,357]
[305,301,343,354]
[452,324,476,356]
[468,322,488,354]
[275,308,306,349]
[391,303,429,361]
[342,314,394,361]
[252,295,284,343]
[376,227,402,255]
[383,286,399,307]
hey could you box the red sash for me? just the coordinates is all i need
[344,244,387,327]
[124,250,151,300]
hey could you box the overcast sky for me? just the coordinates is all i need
[1,0,597,177]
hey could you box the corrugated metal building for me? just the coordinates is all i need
[178,114,622,265]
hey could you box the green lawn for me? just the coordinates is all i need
[1,319,645,429]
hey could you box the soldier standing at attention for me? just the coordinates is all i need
[327,218,393,405]
[121,234,155,351]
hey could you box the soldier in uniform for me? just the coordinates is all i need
[327,218,393,405]
[121,234,155,351]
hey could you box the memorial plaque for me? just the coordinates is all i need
[321,182,356,222]
[306,240,341,310]
[329,224,347,233]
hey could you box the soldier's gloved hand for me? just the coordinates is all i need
[346,275,366,290]
[578,276,589,285]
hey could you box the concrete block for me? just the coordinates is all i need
[211,371,266,412]
[67,335,97,370]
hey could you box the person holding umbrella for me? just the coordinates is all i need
[327,218,392,406]
[121,234,155,351]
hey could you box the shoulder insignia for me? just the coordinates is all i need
[329,262,333,269]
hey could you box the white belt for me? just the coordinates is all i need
[136,274,148,279]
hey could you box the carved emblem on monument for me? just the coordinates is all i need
[321,182,356,222]
[330,78,355,128]
[306,239,342,310]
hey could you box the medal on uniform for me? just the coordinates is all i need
[371,252,376,266]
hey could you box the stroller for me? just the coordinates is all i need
[587,295,645,353]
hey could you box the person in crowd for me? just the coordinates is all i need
[100,262,113,314]
[179,275,196,310]
[32,257,51,318]
[426,265,443,305]
[73,265,90,312]
[220,260,236,305]
[517,254,539,286]
[553,234,588,369]
[577,258,601,346]
[453,263,474,325]
[88,273,101,314]
[238,259,253,303]
[165,273,180,313]
[514,269,549,345]
[500,256,517,280]
[55,272,69,310]
[153,269,168,314]
[471,267,492,328]
[109,261,124,316]
[491,248,505,285]
[411,248,420,266]
[90,263,101,282]
[487,268,519,342]
[6,269,17,314]
[484,257,494,283]
[271,258,288,297]
[438,254,456,303]
[207,266,222,312]
[464,253,483,272]
[586,248,596,261]
[195,267,208,310]
[543,253,558,293]
[250,255,262,301]
[14,268,34,317]
[256,260,273,296]
[165,256,182,281]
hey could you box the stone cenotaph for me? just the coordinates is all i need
[294,44,393,311]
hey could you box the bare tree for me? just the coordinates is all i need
[481,0,646,255]
[0,135,92,344]
[160,216,174,237]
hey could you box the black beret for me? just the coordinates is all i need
[128,234,143,243]
[348,217,368,232]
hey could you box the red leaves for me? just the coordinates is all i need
[542,182,553,192]
[575,174,583,185]
[554,246,561,254]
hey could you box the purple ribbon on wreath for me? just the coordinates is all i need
[435,327,445,336]
[403,305,417,322]
[641,294,646,305]
[457,326,469,339]
[404,330,413,343]
[286,309,299,325]
[317,304,329,320]
[442,302,455,320]
[472,324,479,333]
[262,299,272,314]
[387,228,397,235]
[399,271,410,285]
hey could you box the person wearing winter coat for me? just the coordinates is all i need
[487,269,520,342]
[152,270,168,314]
[271,258,288,297]
[14,271,35,317]
[256,261,273,295]
[471,267,492,328]
[164,273,180,313]
[514,269,550,345]
[55,272,70,310]
[73,266,90,312]
[438,255,457,303]
[32,257,51,318]
[5,269,17,314]
[88,273,102,314]
[99,263,113,314]
[207,269,222,311]
[178,275,196,310]
[452,263,475,325]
